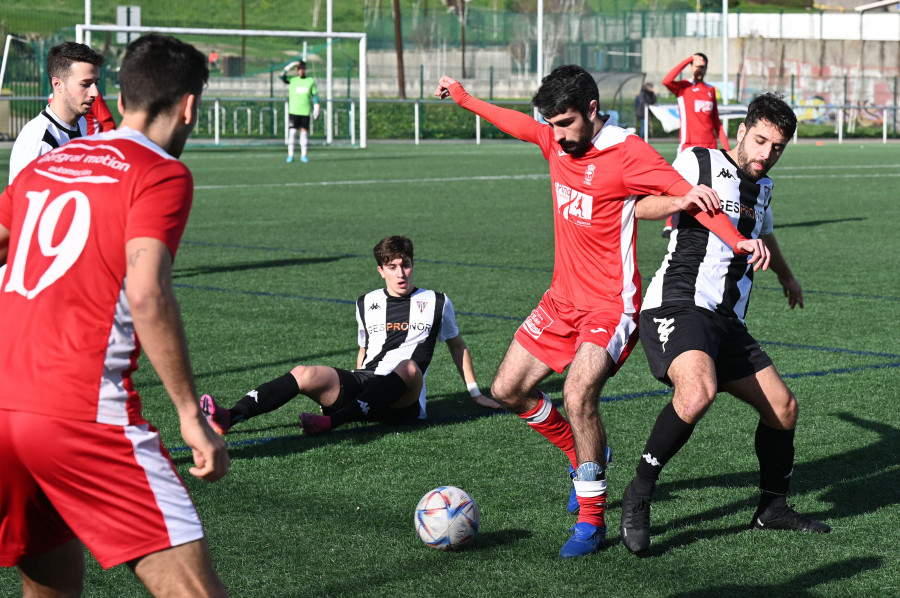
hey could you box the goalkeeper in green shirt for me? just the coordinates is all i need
[281,60,320,163]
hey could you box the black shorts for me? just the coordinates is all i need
[325,368,420,425]
[288,114,311,130]
[639,304,773,389]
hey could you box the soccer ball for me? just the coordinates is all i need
[414,486,480,550]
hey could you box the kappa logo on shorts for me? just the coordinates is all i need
[522,306,553,340]
[653,317,675,352]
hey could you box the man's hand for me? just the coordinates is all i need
[435,75,460,100]
[779,276,804,309]
[472,393,502,410]
[182,411,230,482]
[736,238,770,272]
[678,184,722,213]
[312,104,320,120]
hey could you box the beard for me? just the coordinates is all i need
[736,142,771,181]
[559,120,595,156]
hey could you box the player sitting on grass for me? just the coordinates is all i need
[621,92,830,556]
[202,235,500,435]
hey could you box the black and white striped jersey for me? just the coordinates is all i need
[8,108,86,184]
[642,147,774,322]
[355,287,460,418]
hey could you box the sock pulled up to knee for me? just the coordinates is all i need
[519,392,576,468]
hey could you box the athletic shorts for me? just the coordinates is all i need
[288,114,311,130]
[640,304,773,388]
[0,410,205,569]
[326,368,420,425]
[514,291,639,375]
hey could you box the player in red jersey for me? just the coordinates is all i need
[0,35,229,596]
[435,66,768,558]
[661,53,731,237]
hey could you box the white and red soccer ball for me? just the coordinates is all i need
[414,486,480,550]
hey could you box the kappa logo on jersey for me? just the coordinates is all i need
[583,164,596,186]
[369,303,381,311]
[522,306,553,340]
[357,399,371,414]
[693,99,714,114]
[554,182,592,227]
[717,168,736,179]
[642,452,661,467]
[416,300,428,313]
[653,316,675,351]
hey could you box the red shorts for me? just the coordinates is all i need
[514,292,639,374]
[0,410,205,569]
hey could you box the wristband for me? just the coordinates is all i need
[467,383,481,398]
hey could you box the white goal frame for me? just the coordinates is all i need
[75,24,367,148]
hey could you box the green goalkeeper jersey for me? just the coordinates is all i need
[286,75,319,116]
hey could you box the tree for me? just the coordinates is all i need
[444,0,471,78]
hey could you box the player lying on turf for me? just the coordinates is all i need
[202,235,500,435]
[621,92,830,556]
[435,67,768,559]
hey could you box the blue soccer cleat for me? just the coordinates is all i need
[286,155,294,163]
[559,521,606,558]
[568,445,612,514]
[300,155,309,163]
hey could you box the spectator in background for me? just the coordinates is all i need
[635,83,657,140]
[209,49,219,71]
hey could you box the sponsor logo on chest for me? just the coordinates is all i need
[554,182,593,227]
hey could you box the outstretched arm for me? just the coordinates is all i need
[435,75,541,144]
[662,56,694,95]
[126,237,230,482]
[762,232,802,308]
[445,335,501,409]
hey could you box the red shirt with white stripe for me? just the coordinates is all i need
[0,127,192,425]
[450,83,693,314]
[663,58,729,153]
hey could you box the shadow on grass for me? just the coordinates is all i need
[174,255,349,278]
[609,411,898,557]
[666,557,881,598]
[777,217,865,229]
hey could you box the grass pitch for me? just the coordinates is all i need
[0,139,898,597]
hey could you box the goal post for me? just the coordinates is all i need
[75,24,367,148]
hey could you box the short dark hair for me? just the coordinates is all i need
[745,92,797,139]
[46,42,104,82]
[297,60,307,69]
[532,64,599,121]
[694,52,709,66]
[373,236,414,266]
[118,34,208,124]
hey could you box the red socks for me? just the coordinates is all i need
[519,393,577,469]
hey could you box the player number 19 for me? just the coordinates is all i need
[4,189,91,299]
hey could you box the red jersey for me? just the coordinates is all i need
[450,84,691,313]
[0,127,193,425]
[663,58,728,153]
[85,93,117,135]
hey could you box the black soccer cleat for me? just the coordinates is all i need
[620,480,652,554]
[751,498,831,534]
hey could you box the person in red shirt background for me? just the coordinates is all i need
[661,53,730,237]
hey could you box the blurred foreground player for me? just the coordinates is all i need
[202,235,500,436]
[436,66,768,558]
[0,34,230,596]
[622,92,830,555]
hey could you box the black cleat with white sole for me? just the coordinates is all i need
[751,498,830,534]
